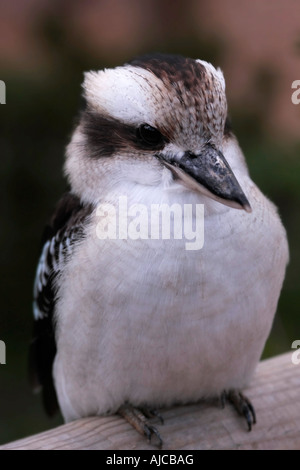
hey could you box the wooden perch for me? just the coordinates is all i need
[1,352,300,450]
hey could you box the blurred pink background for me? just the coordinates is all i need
[0,0,299,139]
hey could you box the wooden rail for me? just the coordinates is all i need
[1,352,299,450]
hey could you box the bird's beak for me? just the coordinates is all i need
[159,144,251,212]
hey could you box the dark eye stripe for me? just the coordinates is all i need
[81,111,167,158]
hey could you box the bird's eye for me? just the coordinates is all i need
[137,124,164,147]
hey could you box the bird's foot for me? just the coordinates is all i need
[221,389,256,431]
[118,403,163,447]
[140,405,164,424]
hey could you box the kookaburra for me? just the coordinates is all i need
[30,54,288,447]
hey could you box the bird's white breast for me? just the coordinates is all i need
[53,169,288,422]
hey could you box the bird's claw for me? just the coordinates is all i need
[118,403,163,447]
[140,405,164,425]
[221,389,256,431]
[143,422,163,447]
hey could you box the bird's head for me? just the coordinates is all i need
[65,54,251,212]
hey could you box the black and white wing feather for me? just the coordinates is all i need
[29,192,93,416]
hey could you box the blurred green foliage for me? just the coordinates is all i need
[0,13,299,445]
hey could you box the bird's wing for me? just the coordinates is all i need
[29,192,93,416]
